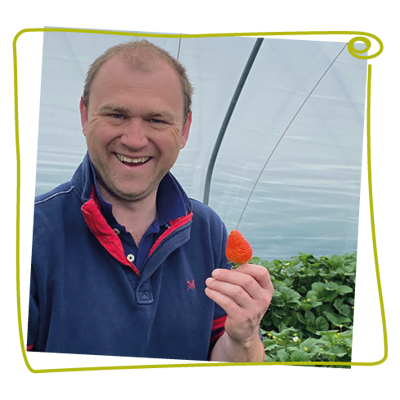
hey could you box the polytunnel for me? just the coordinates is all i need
[35,31,368,261]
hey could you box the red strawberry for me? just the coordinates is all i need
[226,229,253,268]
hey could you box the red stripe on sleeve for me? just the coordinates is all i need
[26,344,34,351]
[212,315,227,331]
[210,330,225,343]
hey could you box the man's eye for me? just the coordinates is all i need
[150,118,166,124]
[109,114,124,119]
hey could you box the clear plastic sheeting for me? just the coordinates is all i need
[35,32,367,260]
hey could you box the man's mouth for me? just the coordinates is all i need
[116,154,151,165]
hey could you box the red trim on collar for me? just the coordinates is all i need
[148,212,193,257]
[81,192,140,276]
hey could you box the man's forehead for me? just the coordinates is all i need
[93,57,180,95]
[89,55,184,111]
[98,54,173,78]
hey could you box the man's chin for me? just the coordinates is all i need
[103,183,157,204]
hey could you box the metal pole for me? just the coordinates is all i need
[202,38,264,205]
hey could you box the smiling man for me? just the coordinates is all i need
[27,39,273,362]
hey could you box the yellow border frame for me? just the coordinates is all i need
[12,27,400,399]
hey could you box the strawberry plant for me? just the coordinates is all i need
[252,251,357,366]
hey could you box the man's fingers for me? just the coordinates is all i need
[205,277,251,308]
[212,264,274,298]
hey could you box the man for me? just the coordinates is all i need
[27,39,273,362]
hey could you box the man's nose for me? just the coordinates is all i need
[119,118,149,149]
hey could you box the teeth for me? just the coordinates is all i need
[117,154,150,164]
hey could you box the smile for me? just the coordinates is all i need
[116,154,151,164]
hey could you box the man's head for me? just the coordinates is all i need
[79,39,193,204]
[83,39,193,122]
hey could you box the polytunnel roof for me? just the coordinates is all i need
[36,31,368,260]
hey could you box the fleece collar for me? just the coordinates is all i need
[73,153,193,277]
[87,157,187,229]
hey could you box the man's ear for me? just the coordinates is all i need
[79,97,88,136]
[180,112,192,149]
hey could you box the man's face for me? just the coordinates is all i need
[80,56,191,203]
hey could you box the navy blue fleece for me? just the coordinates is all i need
[27,154,230,361]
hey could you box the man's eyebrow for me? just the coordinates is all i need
[98,104,177,121]
[98,104,130,114]
[143,110,176,121]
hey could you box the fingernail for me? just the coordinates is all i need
[212,269,220,277]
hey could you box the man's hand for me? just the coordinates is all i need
[205,263,274,362]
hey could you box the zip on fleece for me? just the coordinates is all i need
[148,213,193,257]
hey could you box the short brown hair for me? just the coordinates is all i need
[82,39,194,120]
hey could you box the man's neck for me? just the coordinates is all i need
[98,184,158,246]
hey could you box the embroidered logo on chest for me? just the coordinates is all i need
[187,280,195,290]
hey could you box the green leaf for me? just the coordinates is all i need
[337,285,353,295]
[296,312,306,325]
[333,298,344,310]
[291,349,310,362]
[279,288,288,302]
[323,290,339,302]
[277,349,290,362]
[263,339,277,348]
[277,327,298,336]
[315,316,329,331]
[280,286,301,301]
[323,312,339,326]
[278,322,288,332]
[311,282,325,295]
[305,310,315,325]
[320,304,335,315]
[347,297,357,306]
[300,302,312,312]
[305,310,316,333]
[305,291,323,308]
[286,265,299,277]
[297,286,308,295]
[272,316,282,327]
[340,304,352,316]
[333,299,351,315]
[316,330,340,340]
[260,260,274,268]
[341,264,355,275]
[271,291,285,307]
[328,345,348,357]
[329,255,344,269]
[301,338,319,352]
[324,282,339,291]
[323,312,351,327]
[282,278,295,286]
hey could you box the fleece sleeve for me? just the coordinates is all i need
[208,219,231,356]
[26,266,39,351]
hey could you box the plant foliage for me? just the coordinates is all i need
[252,251,357,366]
